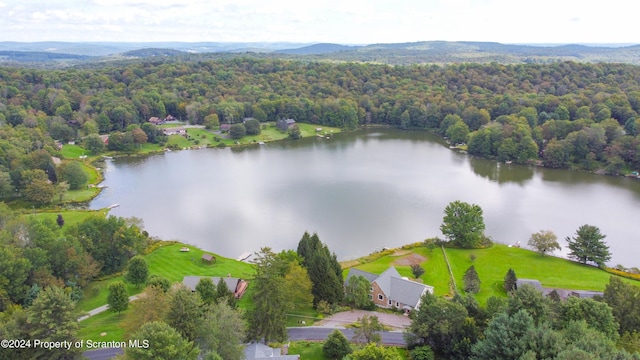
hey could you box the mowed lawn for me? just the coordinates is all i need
[342,243,638,305]
[445,244,627,304]
[27,209,108,227]
[343,246,451,297]
[78,243,256,312]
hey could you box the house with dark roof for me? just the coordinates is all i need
[276,118,296,131]
[516,278,603,300]
[244,342,299,359]
[345,266,433,312]
[182,276,249,299]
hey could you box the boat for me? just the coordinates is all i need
[107,204,120,209]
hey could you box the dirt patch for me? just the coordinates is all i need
[316,310,411,330]
[390,250,410,256]
[392,253,426,266]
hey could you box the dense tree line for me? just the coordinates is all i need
[2,59,640,197]
[0,204,148,311]
[406,278,640,359]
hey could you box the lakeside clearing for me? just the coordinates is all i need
[342,242,639,304]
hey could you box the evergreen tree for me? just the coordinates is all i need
[166,284,202,341]
[323,329,352,359]
[214,278,237,308]
[196,277,216,306]
[246,247,289,343]
[566,224,611,267]
[125,255,149,287]
[463,265,481,294]
[199,301,245,360]
[107,281,129,313]
[504,268,518,293]
[27,286,82,359]
[296,232,343,306]
[411,263,425,278]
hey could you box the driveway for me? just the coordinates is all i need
[315,310,411,329]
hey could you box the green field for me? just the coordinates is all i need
[344,243,638,304]
[26,209,108,227]
[77,310,129,346]
[77,243,256,312]
[60,144,87,159]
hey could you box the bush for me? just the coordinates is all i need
[411,346,435,360]
[323,329,352,359]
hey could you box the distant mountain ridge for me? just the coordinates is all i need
[1,40,640,66]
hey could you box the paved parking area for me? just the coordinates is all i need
[315,309,411,329]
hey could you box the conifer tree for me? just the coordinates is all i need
[464,265,481,293]
[504,268,518,292]
[296,232,343,306]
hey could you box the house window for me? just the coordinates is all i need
[370,287,373,292]
[388,299,392,305]
[368,294,373,300]
[378,294,383,301]
[396,301,399,307]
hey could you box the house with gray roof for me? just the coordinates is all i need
[244,342,299,360]
[345,266,433,312]
[182,275,249,299]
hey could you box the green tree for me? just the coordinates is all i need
[288,124,302,139]
[23,177,56,204]
[471,310,552,360]
[504,268,517,293]
[404,292,471,358]
[147,274,171,292]
[348,343,403,360]
[463,265,481,294]
[507,284,549,326]
[323,329,352,359]
[345,275,371,309]
[125,255,149,287]
[246,247,288,343]
[108,281,129,313]
[528,230,561,255]
[566,224,611,267]
[58,161,88,190]
[410,346,435,360]
[199,300,245,360]
[282,261,313,310]
[411,263,425,279]
[559,297,619,339]
[122,285,169,335]
[229,123,246,139]
[196,277,217,306]
[125,321,199,360]
[27,286,82,360]
[84,133,105,154]
[440,200,486,248]
[166,284,202,341]
[353,314,384,344]
[214,278,237,308]
[603,276,640,336]
[296,232,344,306]
[244,118,261,135]
[0,246,32,307]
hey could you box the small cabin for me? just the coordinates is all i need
[201,253,216,264]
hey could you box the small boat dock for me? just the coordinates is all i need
[237,252,252,262]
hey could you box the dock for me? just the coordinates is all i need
[107,204,120,209]
[237,252,252,262]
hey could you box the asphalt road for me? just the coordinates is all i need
[83,328,407,359]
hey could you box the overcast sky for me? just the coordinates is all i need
[0,0,636,45]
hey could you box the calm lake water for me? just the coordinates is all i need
[90,129,640,267]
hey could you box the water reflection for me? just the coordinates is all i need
[469,157,534,185]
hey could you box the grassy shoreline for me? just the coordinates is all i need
[342,242,639,304]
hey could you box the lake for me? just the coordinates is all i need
[90,129,640,267]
